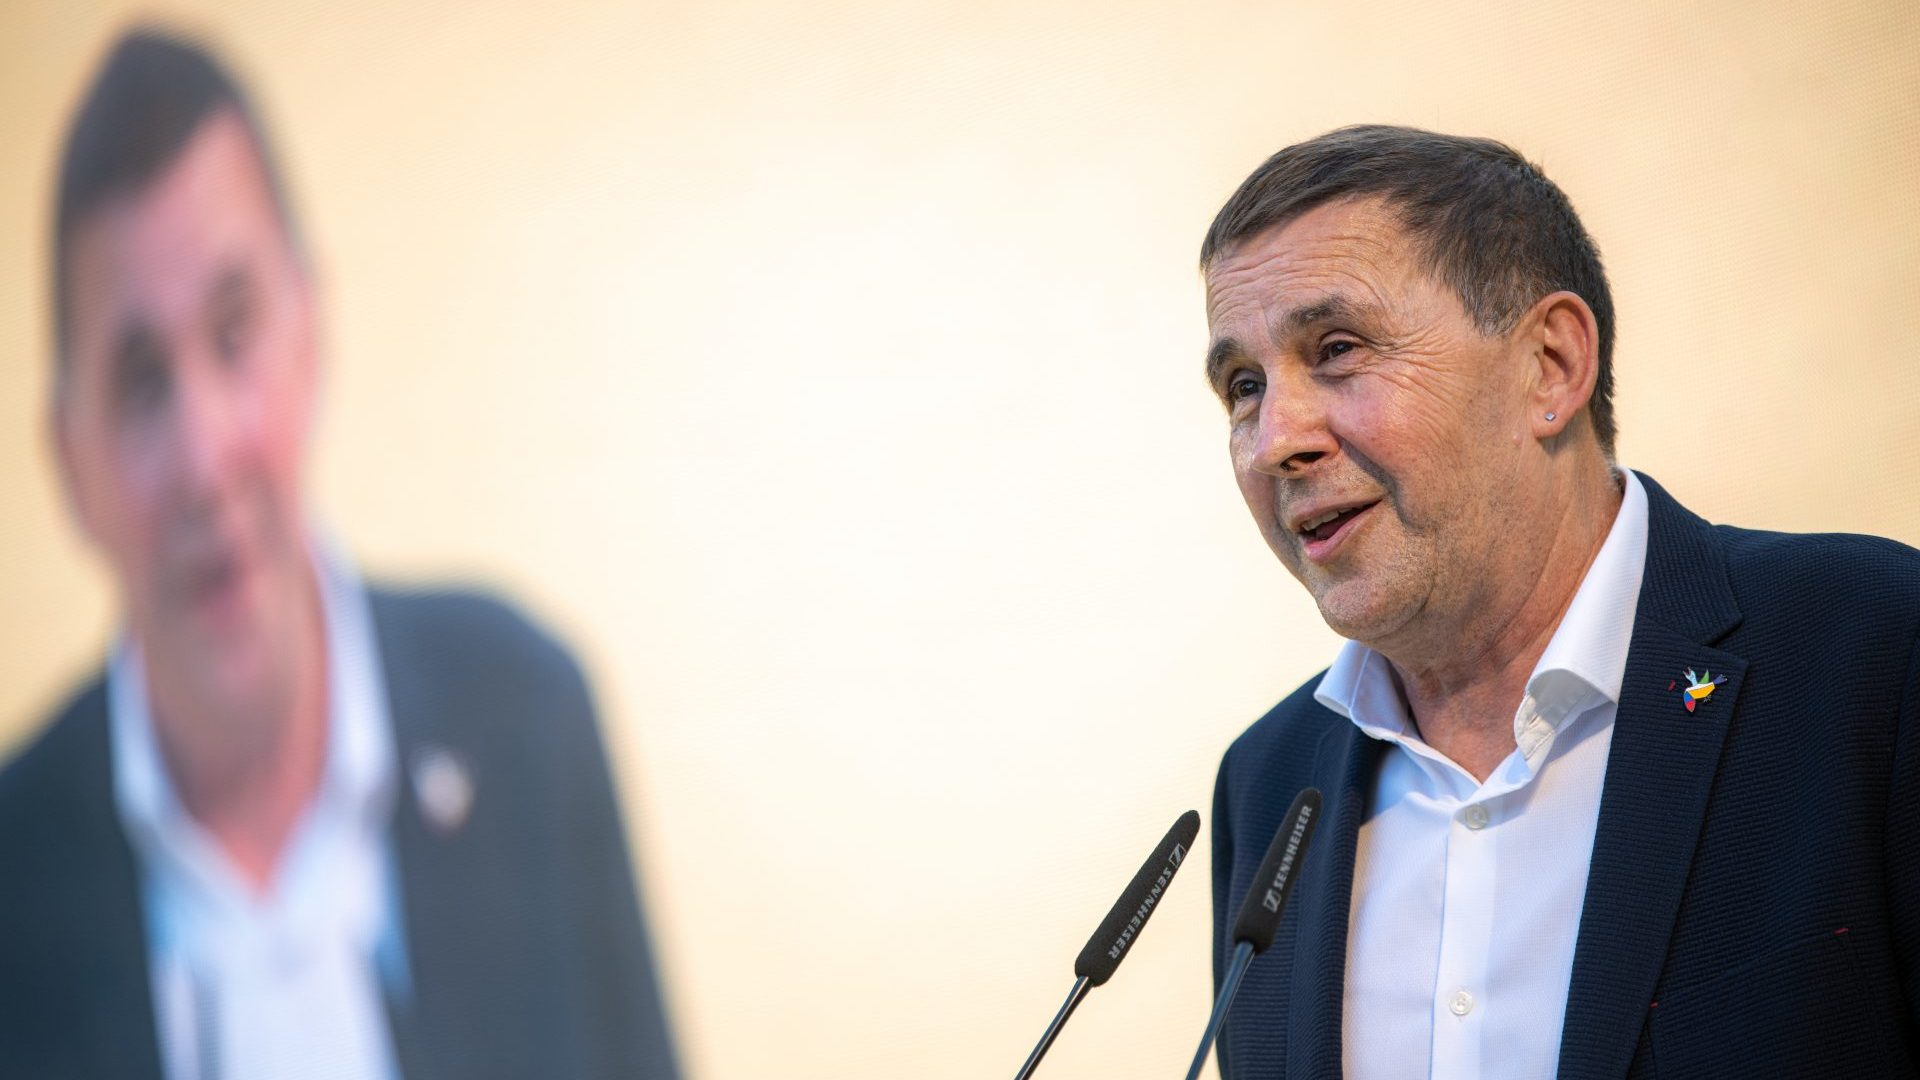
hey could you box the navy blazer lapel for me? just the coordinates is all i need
[71,689,169,1080]
[1556,474,1746,1080]
[1286,716,1384,1080]
[5,682,168,1079]
[375,590,606,1080]
[371,602,443,1080]
[79,746,167,1080]
[375,596,501,1080]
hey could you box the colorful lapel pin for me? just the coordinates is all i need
[1667,669,1727,712]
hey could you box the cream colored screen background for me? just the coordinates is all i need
[2,2,1916,1078]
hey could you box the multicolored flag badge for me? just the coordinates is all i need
[1667,669,1728,712]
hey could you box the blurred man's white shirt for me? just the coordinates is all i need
[110,541,404,1080]
[1317,468,1648,1080]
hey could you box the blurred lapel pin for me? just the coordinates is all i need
[412,745,474,834]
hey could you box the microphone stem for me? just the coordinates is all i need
[1183,940,1255,1080]
[1013,975,1090,1080]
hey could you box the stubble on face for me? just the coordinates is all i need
[1204,198,1537,655]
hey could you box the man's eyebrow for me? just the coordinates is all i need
[209,263,252,307]
[1204,294,1367,388]
[202,262,259,331]
[1205,337,1248,389]
[1274,294,1366,341]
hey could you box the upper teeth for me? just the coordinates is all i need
[1300,509,1346,532]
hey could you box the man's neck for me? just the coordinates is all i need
[1384,464,1624,782]
[146,568,330,894]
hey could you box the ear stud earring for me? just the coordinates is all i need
[1544,412,1557,422]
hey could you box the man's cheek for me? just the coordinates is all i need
[83,445,149,563]
[1236,474,1276,532]
[1329,392,1397,450]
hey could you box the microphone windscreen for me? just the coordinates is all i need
[1231,788,1322,954]
[1072,810,1201,987]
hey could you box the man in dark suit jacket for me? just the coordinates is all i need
[0,587,681,1080]
[1198,125,1917,1078]
[0,26,678,1079]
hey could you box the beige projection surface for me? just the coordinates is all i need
[1,2,1917,1078]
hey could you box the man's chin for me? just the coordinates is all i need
[185,569,257,636]
[156,603,279,699]
[197,650,287,728]
[1309,582,1414,645]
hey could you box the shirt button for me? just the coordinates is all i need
[1449,989,1476,1016]
[1461,804,1490,830]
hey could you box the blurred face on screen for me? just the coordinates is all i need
[55,107,317,725]
[1203,196,1537,649]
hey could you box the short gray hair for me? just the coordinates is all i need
[1202,125,1617,455]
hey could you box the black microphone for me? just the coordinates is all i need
[1012,809,1201,1080]
[1181,788,1322,1080]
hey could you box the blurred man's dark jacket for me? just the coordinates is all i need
[0,588,680,1080]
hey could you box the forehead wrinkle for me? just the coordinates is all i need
[1203,236,1300,326]
[1207,222,1401,327]
[1203,202,1416,386]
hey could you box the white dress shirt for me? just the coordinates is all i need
[1317,469,1649,1080]
[110,542,406,1080]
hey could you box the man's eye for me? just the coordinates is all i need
[112,334,172,413]
[116,364,169,413]
[1226,375,1262,404]
[1318,340,1357,364]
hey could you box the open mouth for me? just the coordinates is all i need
[1295,501,1378,558]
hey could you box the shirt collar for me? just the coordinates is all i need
[1315,468,1650,751]
[109,538,398,899]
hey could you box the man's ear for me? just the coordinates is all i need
[1524,290,1601,442]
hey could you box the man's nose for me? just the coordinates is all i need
[169,352,244,501]
[1248,375,1335,477]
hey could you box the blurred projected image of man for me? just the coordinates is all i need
[0,27,679,1080]
[1201,126,1918,1078]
